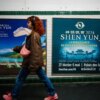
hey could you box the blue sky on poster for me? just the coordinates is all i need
[0,19,46,54]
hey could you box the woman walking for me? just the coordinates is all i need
[3,16,58,100]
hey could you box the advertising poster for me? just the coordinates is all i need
[52,18,100,74]
[0,19,46,76]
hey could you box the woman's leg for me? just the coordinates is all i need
[11,67,30,98]
[36,67,56,96]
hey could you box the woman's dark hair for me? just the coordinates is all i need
[27,16,45,36]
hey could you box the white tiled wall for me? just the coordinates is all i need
[0,0,100,11]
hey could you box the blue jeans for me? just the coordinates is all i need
[12,67,56,98]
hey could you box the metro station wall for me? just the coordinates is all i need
[0,14,100,78]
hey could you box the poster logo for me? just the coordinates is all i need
[75,22,85,29]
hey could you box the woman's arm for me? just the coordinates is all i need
[13,45,23,53]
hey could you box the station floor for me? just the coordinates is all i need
[0,81,100,100]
